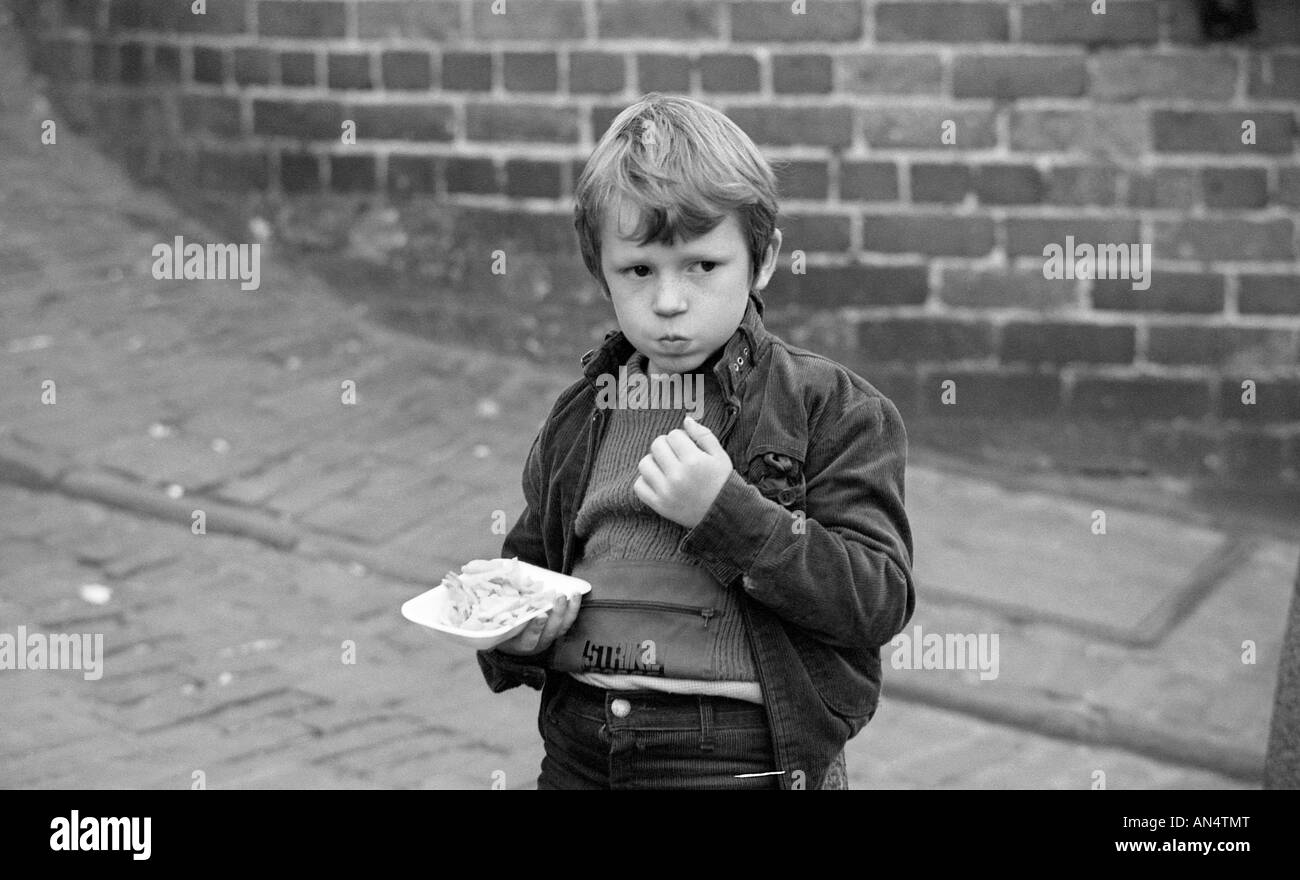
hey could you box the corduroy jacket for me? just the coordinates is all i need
[476,296,916,790]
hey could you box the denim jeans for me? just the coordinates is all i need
[537,674,782,790]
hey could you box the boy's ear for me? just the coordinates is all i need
[753,228,783,292]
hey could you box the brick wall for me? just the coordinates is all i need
[10,0,1300,486]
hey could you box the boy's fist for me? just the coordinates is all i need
[633,416,733,530]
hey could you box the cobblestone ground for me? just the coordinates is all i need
[0,486,1250,790]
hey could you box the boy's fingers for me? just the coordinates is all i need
[559,593,582,632]
[538,595,568,646]
[648,435,679,472]
[637,455,668,495]
[664,429,698,460]
[683,416,726,455]
[633,474,657,508]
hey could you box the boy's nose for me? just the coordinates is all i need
[651,281,688,316]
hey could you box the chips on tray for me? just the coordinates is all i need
[441,557,558,632]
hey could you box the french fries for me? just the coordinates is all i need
[441,558,558,631]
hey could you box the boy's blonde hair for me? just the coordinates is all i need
[573,93,781,305]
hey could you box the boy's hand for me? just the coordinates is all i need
[496,593,582,656]
[634,416,733,530]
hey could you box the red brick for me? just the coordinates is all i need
[1255,0,1300,45]
[841,52,942,94]
[1239,274,1300,315]
[730,0,862,42]
[1219,378,1300,424]
[1125,167,1200,210]
[1002,322,1135,365]
[973,164,1043,204]
[953,55,1085,98]
[1069,377,1211,421]
[1146,325,1298,369]
[1090,53,1236,100]
[180,95,241,136]
[773,53,833,94]
[350,104,454,142]
[599,0,722,39]
[152,44,181,82]
[328,53,373,90]
[503,52,558,92]
[570,52,625,95]
[280,151,321,193]
[1044,165,1118,206]
[1010,108,1148,159]
[36,37,90,82]
[862,213,994,257]
[910,163,970,204]
[1092,272,1224,315]
[1019,1,1158,44]
[444,157,498,194]
[119,0,246,33]
[840,160,898,201]
[443,52,492,92]
[233,47,273,85]
[1153,111,1294,155]
[473,0,586,39]
[700,52,760,93]
[382,51,433,91]
[780,212,852,253]
[940,267,1078,310]
[1004,217,1142,257]
[329,154,376,192]
[1279,167,1300,209]
[1202,168,1268,209]
[875,2,1007,42]
[193,45,223,84]
[119,41,144,83]
[252,100,347,139]
[387,155,437,194]
[767,263,929,308]
[466,103,581,144]
[637,53,691,92]
[857,318,997,364]
[259,1,345,38]
[1154,218,1294,262]
[505,160,564,199]
[775,160,829,199]
[1249,54,1300,99]
[456,208,574,255]
[357,1,464,40]
[280,51,316,87]
[725,106,854,147]
[194,148,267,192]
[862,106,997,149]
[917,371,1061,417]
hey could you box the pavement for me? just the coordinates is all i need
[1,18,1296,789]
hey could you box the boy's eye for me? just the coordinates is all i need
[621,262,717,277]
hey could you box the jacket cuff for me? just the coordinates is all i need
[476,647,550,693]
[680,470,785,586]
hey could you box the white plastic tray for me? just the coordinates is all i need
[401,559,592,651]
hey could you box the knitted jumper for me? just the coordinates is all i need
[569,350,761,702]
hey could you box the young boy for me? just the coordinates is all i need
[476,93,915,790]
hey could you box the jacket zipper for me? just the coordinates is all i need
[563,407,610,575]
[582,599,718,630]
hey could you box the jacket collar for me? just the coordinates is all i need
[580,295,769,398]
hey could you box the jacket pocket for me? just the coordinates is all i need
[745,451,806,511]
[785,624,876,722]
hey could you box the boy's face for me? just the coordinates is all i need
[600,203,782,375]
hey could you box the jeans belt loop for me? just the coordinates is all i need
[698,696,716,753]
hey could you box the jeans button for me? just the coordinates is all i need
[610,698,631,718]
